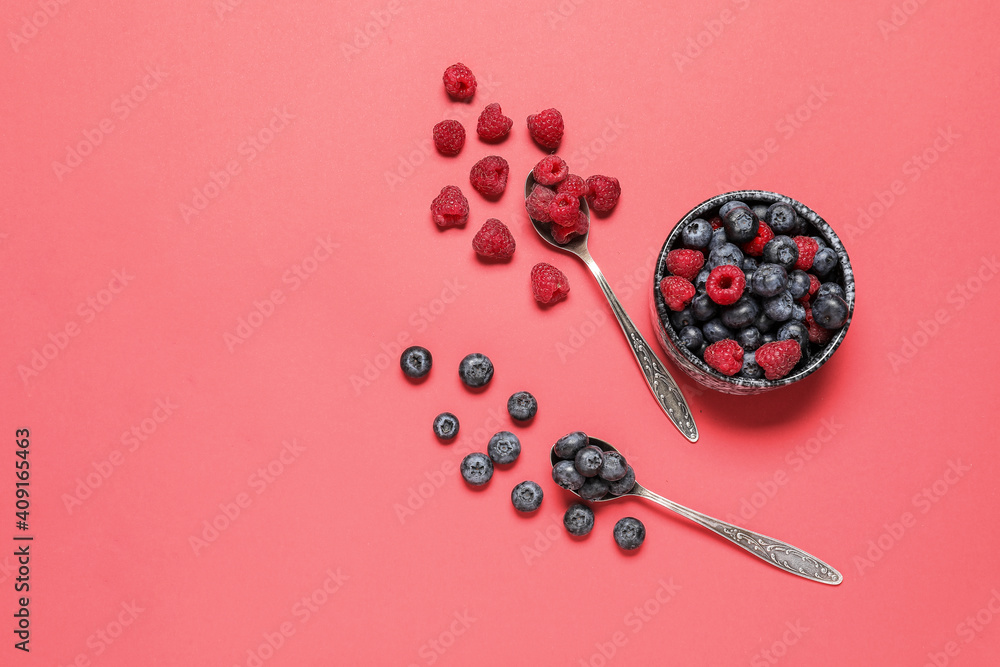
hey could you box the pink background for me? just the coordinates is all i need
[3,0,1000,665]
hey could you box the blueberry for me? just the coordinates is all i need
[681,218,713,249]
[552,460,586,491]
[790,303,806,322]
[679,325,704,352]
[812,248,838,275]
[694,268,711,289]
[487,431,521,464]
[754,311,776,333]
[460,452,493,486]
[722,205,759,244]
[708,243,744,269]
[506,391,537,422]
[766,202,798,234]
[691,291,717,321]
[811,235,827,249]
[763,291,794,322]
[721,295,759,329]
[737,326,763,351]
[432,412,459,441]
[574,445,604,477]
[578,476,610,501]
[741,350,765,379]
[787,270,811,300]
[613,517,646,550]
[811,294,849,329]
[762,236,799,270]
[816,282,845,300]
[608,466,636,495]
[708,227,728,251]
[750,263,788,298]
[778,321,809,352]
[564,503,595,536]
[670,307,696,330]
[553,431,589,459]
[719,201,747,218]
[458,353,494,388]
[760,332,777,345]
[752,204,770,220]
[511,481,543,512]
[400,346,432,379]
[697,341,710,357]
[742,257,759,274]
[598,451,628,481]
[702,318,733,343]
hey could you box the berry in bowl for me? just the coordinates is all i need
[651,191,854,395]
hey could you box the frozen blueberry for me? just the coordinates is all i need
[511,481,543,512]
[741,350,765,379]
[670,308,696,330]
[487,431,521,464]
[722,205,759,244]
[708,227,728,251]
[613,517,646,550]
[608,466,636,495]
[458,353,494,388]
[750,263,788,297]
[787,270,811,300]
[766,202,797,234]
[778,321,809,352]
[708,243,744,269]
[564,503,595,536]
[400,346,432,379]
[816,282,845,300]
[790,303,806,322]
[552,460,586,491]
[460,452,493,486]
[702,318,733,344]
[691,291,717,321]
[763,291,794,322]
[578,476,610,501]
[679,325,704,352]
[754,311,776,333]
[553,431,589,460]
[507,391,537,422]
[812,294,849,329]
[721,296,759,330]
[574,445,604,477]
[433,412,459,441]
[812,248,838,275]
[737,326,763,351]
[681,218,713,249]
[598,451,628,481]
[694,268,711,289]
[762,236,799,270]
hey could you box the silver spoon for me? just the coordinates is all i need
[552,437,843,585]
[525,173,698,442]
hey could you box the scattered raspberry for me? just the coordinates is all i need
[793,236,819,271]
[443,63,476,100]
[549,193,579,228]
[526,108,564,150]
[705,265,746,306]
[531,262,570,304]
[741,222,774,257]
[804,306,833,345]
[585,175,621,213]
[755,340,802,380]
[557,174,588,198]
[709,216,723,230]
[659,276,696,311]
[665,249,705,281]
[469,155,509,199]
[526,184,555,223]
[703,339,744,377]
[532,155,569,186]
[430,185,469,228]
[472,218,516,260]
[432,120,465,156]
[476,103,512,142]
[552,210,589,244]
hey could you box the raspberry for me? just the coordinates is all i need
[755,340,802,380]
[430,185,469,228]
[526,108,564,150]
[532,155,568,186]
[557,174,588,198]
[531,262,570,304]
[525,184,555,223]
[741,222,774,257]
[659,276,696,311]
[705,265,746,306]
[665,249,705,281]
[472,218,515,259]
[709,216,723,230]
[585,175,621,213]
[793,236,819,271]
[442,63,476,100]
[432,120,465,156]
[549,193,579,228]
[476,102,512,142]
[703,339,744,376]
[469,155,509,199]
[804,305,833,345]
[804,273,821,301]
[552,210,588,244]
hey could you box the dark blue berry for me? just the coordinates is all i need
[608,466,636,495]
[460,452,493,486]
[553,431,589,459]
[578,476,610,501]
[766,202,797,234]
[694,268,711,289]
[511,481,543,512]
[681,218,713,249]
[812,248,838,275]
[552,460,585,491]
[722,205,759,244]
[708,243,744,269]
[613,517,646,550]
[754,311,776,333]
[670,308,696,330]
[790,303,806,322]
[701,318,733,343]
[737,326,763,351]
[742,257,759,274]
[787,270,811,300]
[752,204,769,220]
[564,503,595,536]
[708,227,728,251]
[816,282,845,300]
[487,431,521,464]
[762,236,799,270]
[458,353,494,388]
[506,391,537,422]
[433,412,459,441]
[400,346,433,379]
[777,321,809,352]
[741,350,765,379]
[679,325,704,352]
[574,445,604,477]
[719,201,747,218]
[811,235,827,249]
[761,332,777,345]
[750,263,788,297]
[691,291,717,320]
[721,295,759,329]
[598,451,628,481]
[763,291,794,322]
[811,294,849,329]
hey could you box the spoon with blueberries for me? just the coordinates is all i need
[550,431,843,585]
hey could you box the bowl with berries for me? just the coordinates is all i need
[651,191,855,395]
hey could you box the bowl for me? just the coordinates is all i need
[650,190,855,395]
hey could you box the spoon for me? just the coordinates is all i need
[525,173,698,442]
[551,437,843,585]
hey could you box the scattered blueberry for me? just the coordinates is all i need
[812,247,838,275]
[460,452,493,486]
[762,235,799,270]
[737,326,762,351]
[400,346,432,379]
[811,294,849,329]
[691,291,717,320]
[552,460,586,491]
[681,218,713,248]
[613,517,646,550]
[741,350,765,379]
[722,204,759,244]
[702,318,733,343]
[564,503,595,536]
[487,431,521,464]
[679,325,704,352]
[506,391,537,422]
[458,353,494,388]
[720,295,759,329]
[787,270,811,300]
[433,412,459,441]
[765,202,798,234]
[598,451,628,481]
[511,481,543,512]
[608,466,636,495]
[578,476,611,501]
[554,431,589,459]
[750,263,788,297]
[763,291,794,322]
[708,243,744,269]
[777,321,809,352]
[574,445,604,478]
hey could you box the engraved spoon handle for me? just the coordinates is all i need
[632,484,843,585]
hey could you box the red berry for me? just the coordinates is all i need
[472,218,516,259]
[557,174,588,198]
[552,210,589,244]
[705,265,746,306]
[804,305,833,344]
[709,216,723,230]
[432,120,465,156]
[526,184,555,223]
[741,222,774,257]
[703,339,744,377]
[793,236,819,271]
[469,155,509,198]
[804,273,821,302]
[476,103,512,142]
[430,185,469,228]
[533,155,569,186]
[531,262,570,304]
[443,63,476,100]
[585,175,621,213]
[665,249,705,281]
[755,340,802,380]
[549,193,579,228]
[659,276,696,311]
[526,108,564,150]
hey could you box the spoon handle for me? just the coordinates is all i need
[632,485,843,585]
[581,255,699,442]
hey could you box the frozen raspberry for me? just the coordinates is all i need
[526,108,564,150]
[659,276,696,312]
[531,262,570,304]
[557,174,588,198]
[793,236,819,271]
[666,249,705,281]
[469,155,509,199]
[741,222,774,257]
[533,155,569,186]
[430,185,469,228]
[703,339,744,377]
[585,175,621,213]
[705,265,746,306]
[443,63,476,100]
[551,210,589,244]
[432,120,465,156]
[477,103,512,142]
[804,305,833,345]
[549,193,579,228]
[755,340,802,380]
[472,218,516,260]
[526,184,555,223]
